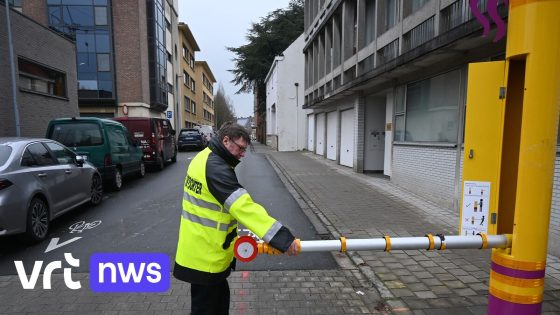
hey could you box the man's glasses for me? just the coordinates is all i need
[231,140,248,153]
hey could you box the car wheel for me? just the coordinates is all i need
[26,197,49,242]
[113,168,123,191]
[157,153,164,171]
[90,174,103,205]
[138,161,146,178]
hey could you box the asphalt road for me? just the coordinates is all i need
[0,147,336,276]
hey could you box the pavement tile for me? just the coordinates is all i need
[391,288,416,297]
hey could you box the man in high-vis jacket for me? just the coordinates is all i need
[174,122,299,315]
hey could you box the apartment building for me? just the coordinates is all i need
[178,22,200,129]
[0,3,78,137]
[303,0,560,256]
[194,61,216,128]
[20,0,181,128]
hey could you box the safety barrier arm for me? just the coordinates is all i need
[234,233,512,262]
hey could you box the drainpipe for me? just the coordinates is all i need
[5,1,21,136]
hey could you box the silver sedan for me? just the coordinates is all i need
[0,138,103,242]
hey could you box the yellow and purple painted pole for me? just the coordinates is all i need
[487,0,560,314]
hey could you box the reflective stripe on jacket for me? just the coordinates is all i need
[174,139,294,285]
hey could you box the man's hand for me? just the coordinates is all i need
[285,240,300,256]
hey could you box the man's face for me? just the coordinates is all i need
[223,136,248,160]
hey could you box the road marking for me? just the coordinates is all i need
[69,220,102,233]
[45,237,82,253]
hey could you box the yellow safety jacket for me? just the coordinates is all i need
[173,138,294,285]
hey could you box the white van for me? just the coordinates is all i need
[195,125,215,143]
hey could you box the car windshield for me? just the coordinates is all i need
[0,145,12,167]
[50,123,104,147]
[180,131,198,136]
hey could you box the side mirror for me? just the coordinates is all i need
[75,155,85,167]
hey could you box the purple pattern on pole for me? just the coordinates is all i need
[488,294,541,315]
[491,262,545,279]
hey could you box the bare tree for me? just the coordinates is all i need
[214,83,236,128]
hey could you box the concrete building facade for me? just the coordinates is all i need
[194,61,216,128]
[178,22,200,129]
[265,34,308,151]
[1,4,78,137]
[302,0,560,256]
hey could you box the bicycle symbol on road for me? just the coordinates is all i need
[69,220,102,233]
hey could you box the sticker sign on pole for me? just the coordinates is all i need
[461,181,490,236]
[167,111,172,119]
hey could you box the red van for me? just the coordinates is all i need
[113,117,177,170]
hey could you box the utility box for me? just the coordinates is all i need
[460,61,507,236]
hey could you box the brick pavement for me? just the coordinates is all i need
[0,267,384,314]
[261,145,560,314]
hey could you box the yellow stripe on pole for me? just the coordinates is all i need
[490,270,544,288]
[492,252,546,271]
[489,286,543,304]
[490,278,544,301]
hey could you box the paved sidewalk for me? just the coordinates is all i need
[0,269,382,315]
[258,144,560,314]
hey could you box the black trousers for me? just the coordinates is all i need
[190,280,230,315]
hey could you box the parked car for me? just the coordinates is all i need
[0,138,103,242]
[46,117,145,190]
[178,128,207,151]
[113,117,177,170]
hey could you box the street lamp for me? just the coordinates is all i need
[294,82,299,150]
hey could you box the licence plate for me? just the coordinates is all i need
[134,131,144,138]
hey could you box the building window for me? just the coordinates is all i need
[97,53,110,71]
[184,96,190,112]
[191,80,195,92]
[379,0,399,34]
[190,54,195,69]
[365,0,376,45]
[394,68,465,143]
[8,0,22,11]
[191,101,196,114]
[47,0,115,100]
[182,45,188,59]
[18,58,67,98]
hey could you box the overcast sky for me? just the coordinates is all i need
[178,1,293,118]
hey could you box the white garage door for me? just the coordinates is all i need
[340,109,355,167]
[316,113,325,156]
[326,111,337,160]
[307,114,315,151]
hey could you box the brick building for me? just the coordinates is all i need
[19,0,181,128]
[0,3,78,137]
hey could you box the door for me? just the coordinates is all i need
[316,113,326,156]
[307,114,315,151]
[23,143,67,212]
[162,119,175,158]
[340,109,355,167]
[326,111,338,160]
[107,125,133,175]
[44,141,89,207]
[364,96,387,171]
